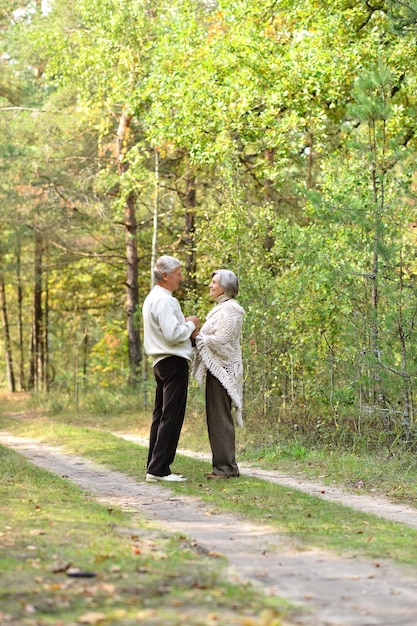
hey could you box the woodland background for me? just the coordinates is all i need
[2,0,417,448]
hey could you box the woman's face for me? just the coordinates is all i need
[209,274,225,299]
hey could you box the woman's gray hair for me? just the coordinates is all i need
[212,269,239,298]
[154,255,182,282]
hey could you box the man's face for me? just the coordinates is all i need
[163,266,182,292]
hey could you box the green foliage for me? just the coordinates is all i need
[3,0,417,447]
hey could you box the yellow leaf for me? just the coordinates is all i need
[111,610,127,618]
[100,583,116,594]
[77,612,107,625]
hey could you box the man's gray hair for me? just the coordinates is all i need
[212,269,239,298]
[154,255,182,282]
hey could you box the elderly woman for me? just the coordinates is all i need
[193,269,244,479]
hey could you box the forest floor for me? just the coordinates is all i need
[1,430,417,626]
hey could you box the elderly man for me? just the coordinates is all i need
[142,255,200,482]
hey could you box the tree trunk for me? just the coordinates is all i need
[397,249,412,438]
[0,274,16,392]
[183,170,197,291]
[43,245,49,391]
[151,147,159,287]
[16,246,26,390]
[264,148,275,251]
[125,189,141,384]
[116,112,141,385]
[29,231,44,390]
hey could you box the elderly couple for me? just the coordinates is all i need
[142,255,244,483]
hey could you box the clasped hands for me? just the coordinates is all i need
[186,315,201,340]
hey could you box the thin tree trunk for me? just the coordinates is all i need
[264,148,275,251]
[397,249,412,438]
[125,190,141,384]
[307,130,314,189]
[43,245,49,391]
[29,231,43,390]
[151,147,159,287]
[0,275,16,392]
[116,113,141,385]
[368,118,385,414]
[16,246,26,390]
[183,170,197,291]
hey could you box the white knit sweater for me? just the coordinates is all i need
[192,295,245,426]
[142,285,195,366]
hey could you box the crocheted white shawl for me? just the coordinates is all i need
[192,296,245,426]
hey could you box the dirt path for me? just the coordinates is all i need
[119,433,417,530]
[1,431,417,626]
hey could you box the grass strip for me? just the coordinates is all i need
[9,390,417,507]
[0,445,291,626]
[2,416,417,572]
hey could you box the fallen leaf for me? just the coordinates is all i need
[136,610,157,619]
[1,539,15,546]
[51,562,72,573]
[77,611,107,624]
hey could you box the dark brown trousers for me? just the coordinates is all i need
[206,370,239,477]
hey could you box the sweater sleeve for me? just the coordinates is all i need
[154,296,194,346]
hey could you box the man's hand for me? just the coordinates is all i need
[186,315,200,339]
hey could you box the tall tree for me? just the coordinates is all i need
[0,254,16,392]
[116,112,141,384]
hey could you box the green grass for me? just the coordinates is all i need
[6,389,417,506]
[243,441,417,504]
[3,392,417,575]
[0,445,291,626]
[2,411,417,574]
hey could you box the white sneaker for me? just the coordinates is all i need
[146,473,187,483]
